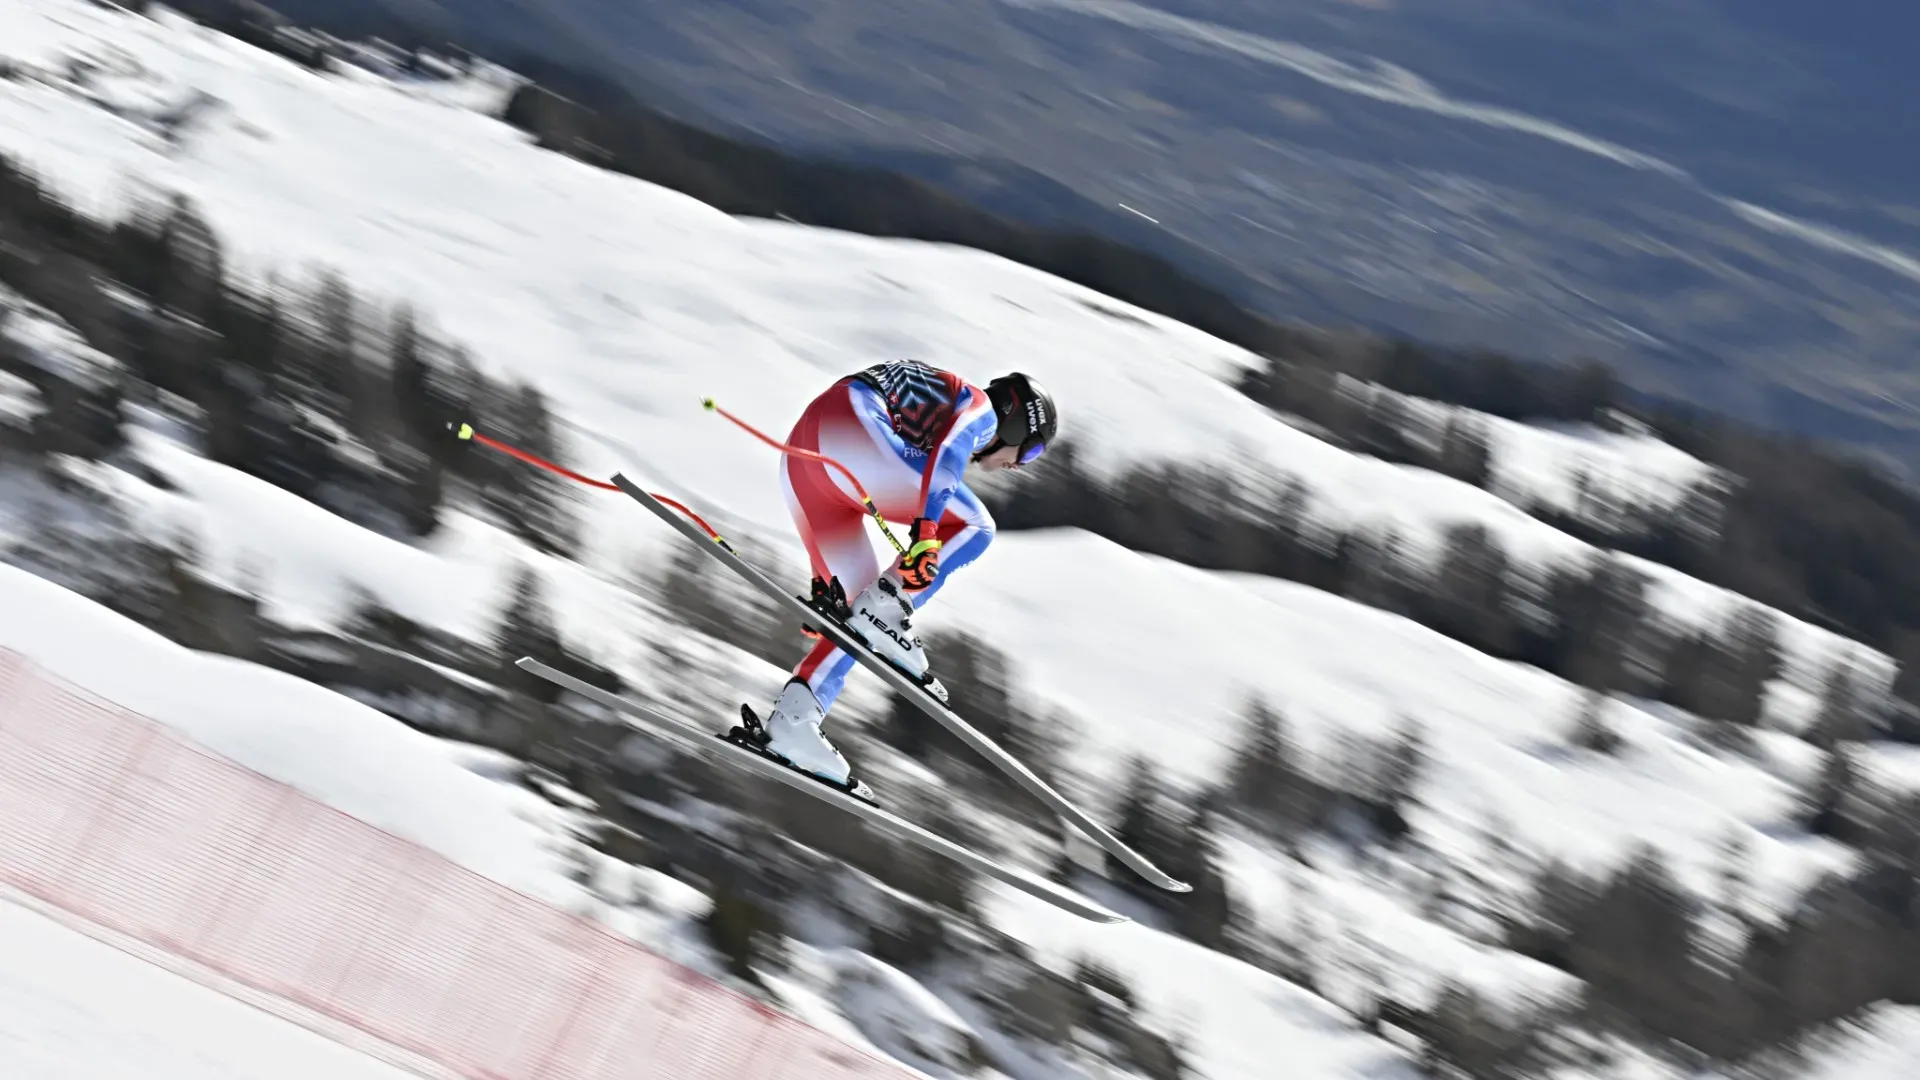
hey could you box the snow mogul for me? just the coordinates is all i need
[754,359,1057,788]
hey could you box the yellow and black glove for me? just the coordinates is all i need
[899,517,942,591]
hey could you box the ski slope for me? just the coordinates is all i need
[0,528,1423,1080]
[0,2,1900,1076]
[0,897,428,1080]
[0,561,589,904]
[1797,1007,1920,1080]
[0,0,1875,941]
[0,560,971,1079]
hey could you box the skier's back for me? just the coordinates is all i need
[757,359,1057,788]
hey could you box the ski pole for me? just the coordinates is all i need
[700,398,909,558]
[449,421,733,548]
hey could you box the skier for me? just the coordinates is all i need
[754,359,1056,787]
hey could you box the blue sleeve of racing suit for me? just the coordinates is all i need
[919,390,1002,523]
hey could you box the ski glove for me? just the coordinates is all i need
[898,517,942,591]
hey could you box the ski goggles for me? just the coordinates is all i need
[1015,435,1048,465]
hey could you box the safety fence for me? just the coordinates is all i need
[0,648,916,1080]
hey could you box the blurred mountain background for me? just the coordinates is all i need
[264,0,1920,468]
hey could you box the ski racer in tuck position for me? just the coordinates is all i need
[755,359,1057,790]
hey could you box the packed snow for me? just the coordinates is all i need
[0,895,433,1080]
[0,560,960,1078]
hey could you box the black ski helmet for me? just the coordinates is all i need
[984,372,1057,465]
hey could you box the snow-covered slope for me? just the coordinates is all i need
[1371,385,1724,519]
[0,2,1902,1077]
[0,559,969,1078]
[0,898,430,1080]
[78,418,1857,918]
[1795,1006,1920,1080]
[2,0,1885,657]
[0,5,1771,573]
[0,561,585,903]
[946,535,1854,906]
[0,477,1432,1078]
[0,0,1873,681]
[987,887,1427,1080]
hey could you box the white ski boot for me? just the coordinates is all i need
[758,679,853,786]
[849,573,948,700]
[850,573,927,674]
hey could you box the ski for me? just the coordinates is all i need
[608,472,1192,895]
[513,657,1127,924]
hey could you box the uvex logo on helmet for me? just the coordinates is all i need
[982,371,1058,466]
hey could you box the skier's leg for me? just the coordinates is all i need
[759,479,867,782]
[778,391,885,714]
[782,494,870,715]
[754,385,894,785]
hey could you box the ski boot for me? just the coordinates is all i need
[798,573,948,703]
[847,573,949,703]
[729,679,875,801]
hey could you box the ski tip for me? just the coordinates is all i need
[1139,867,1192,893]
[1054,890,1130,924]
[700,396,716,411]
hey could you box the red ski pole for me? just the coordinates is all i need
[699,398,908,558]
[449,421,730,545]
